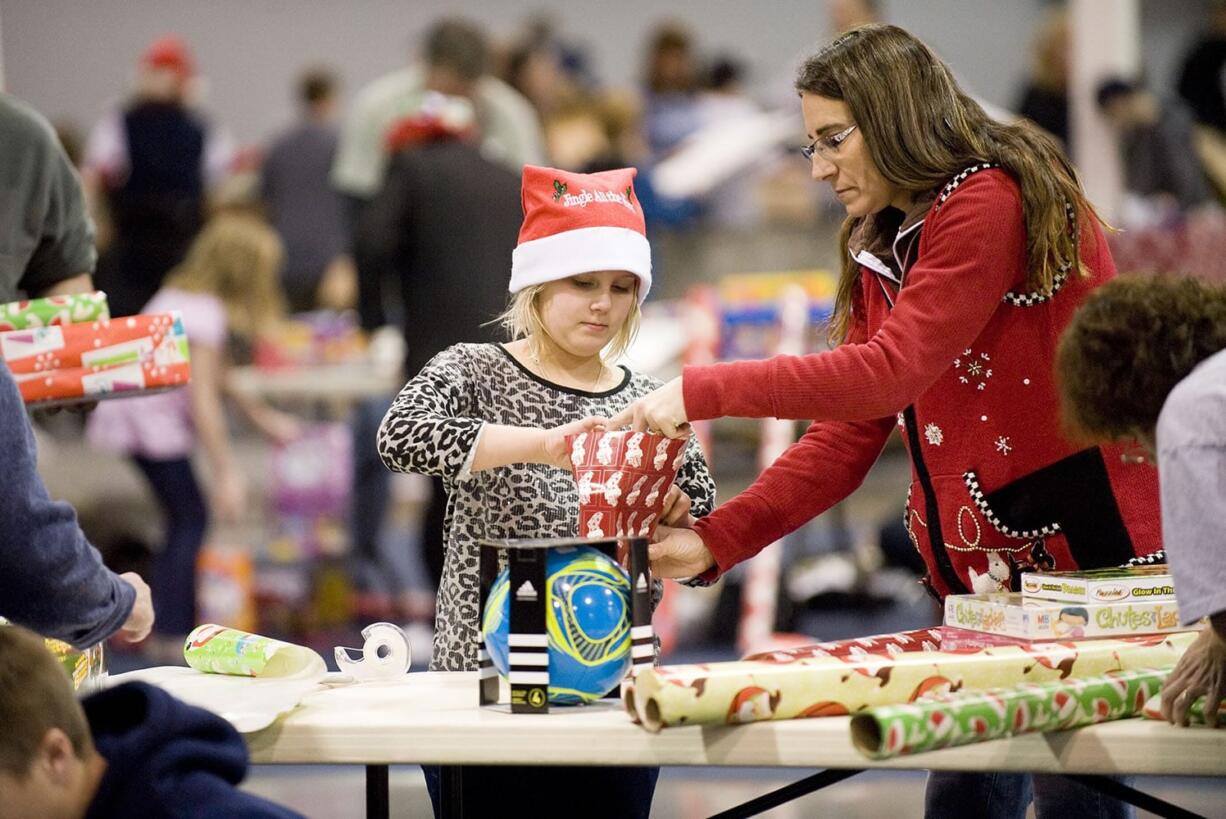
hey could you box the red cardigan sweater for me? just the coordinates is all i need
[685,167,1161,599]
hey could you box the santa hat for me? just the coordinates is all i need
[140,35,195,80]
[510,165,652,303]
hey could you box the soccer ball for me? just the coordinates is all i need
[482,545,632,704]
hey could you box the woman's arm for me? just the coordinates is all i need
[684,171,1026,424]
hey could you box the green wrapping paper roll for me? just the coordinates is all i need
[184,624,326,678]
[629,630,1196,732]
[1142,692,1226,725]
[851,668,1167,759]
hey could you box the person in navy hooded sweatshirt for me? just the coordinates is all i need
[0,625,301,819]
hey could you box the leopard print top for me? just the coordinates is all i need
[377,343,716,671]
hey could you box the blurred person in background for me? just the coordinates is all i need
[1096,77,1214,224]
[828,0,882,33]
[262,67,355,314]
[1015,7,1070,152]
[349,97,522,616]
[84,35,236,318]
[331,17,544,212]
[1177,0,1226,138]
[640,22,703,161]
[87,214,300,662]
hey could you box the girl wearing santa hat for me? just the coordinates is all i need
[377,164,714,818]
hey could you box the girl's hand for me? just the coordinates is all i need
[607,376,689,438]
[659,485,695,528]
[211,468,247,524]
[261,410,304,446]
[648,525,716,578]
[539,416,610,470]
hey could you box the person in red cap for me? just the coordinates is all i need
[377,165,715,819]
[83,34,236,318]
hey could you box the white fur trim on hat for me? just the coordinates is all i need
[510,226,652,303]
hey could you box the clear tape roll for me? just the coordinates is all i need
[334,622,411,681]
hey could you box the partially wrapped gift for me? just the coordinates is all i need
[627,629,1197,731]
[0,291,109,331]
[44,638,107,692]
[0,312,182,375]
[851,668,1167,759]
[567,429,687,539]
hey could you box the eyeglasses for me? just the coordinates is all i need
[800,124,858,161]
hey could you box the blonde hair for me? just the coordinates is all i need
[163,213,286,339]
[497,281,642,363]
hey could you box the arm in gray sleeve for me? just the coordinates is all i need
[19,108,97,296]
[0,362,133,647]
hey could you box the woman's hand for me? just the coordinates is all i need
[539,416,609,470]
[649,525,716,578]
[1161,625,1226,727]
[659,485,695,528]
[608,376,689,438]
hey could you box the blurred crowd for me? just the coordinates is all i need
[18,0,1226,655]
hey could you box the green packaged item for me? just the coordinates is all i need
[851,668,1167,759]
[184,624,326,678]
[0,291,109,331]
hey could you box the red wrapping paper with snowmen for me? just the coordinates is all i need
[1,312,191,406]
[567,429,687,540]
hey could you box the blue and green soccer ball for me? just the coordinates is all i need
[482,545,632,704]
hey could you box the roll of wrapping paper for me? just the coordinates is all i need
[629,629,1197,731]
[0,291,109,331]
[1142,692,1226,725]
[850,668,1168,759]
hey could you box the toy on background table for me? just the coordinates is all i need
[715,270,836,360]
[478,538,654,712]
[252,310,367,370]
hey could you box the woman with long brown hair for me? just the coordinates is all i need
[611,24,1158,818]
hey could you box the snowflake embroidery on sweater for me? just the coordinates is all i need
[924,423,944,446]
[954,349,994,390]
[995,436,1013,456]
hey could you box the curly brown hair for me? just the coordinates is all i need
[1057,275,1226,441]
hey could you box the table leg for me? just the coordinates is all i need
[365,764,389,819]
[440,765,464,819]
[708,768,864,819]
[1062,775,1205,819]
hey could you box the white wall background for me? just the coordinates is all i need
[0,0,1207,145]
